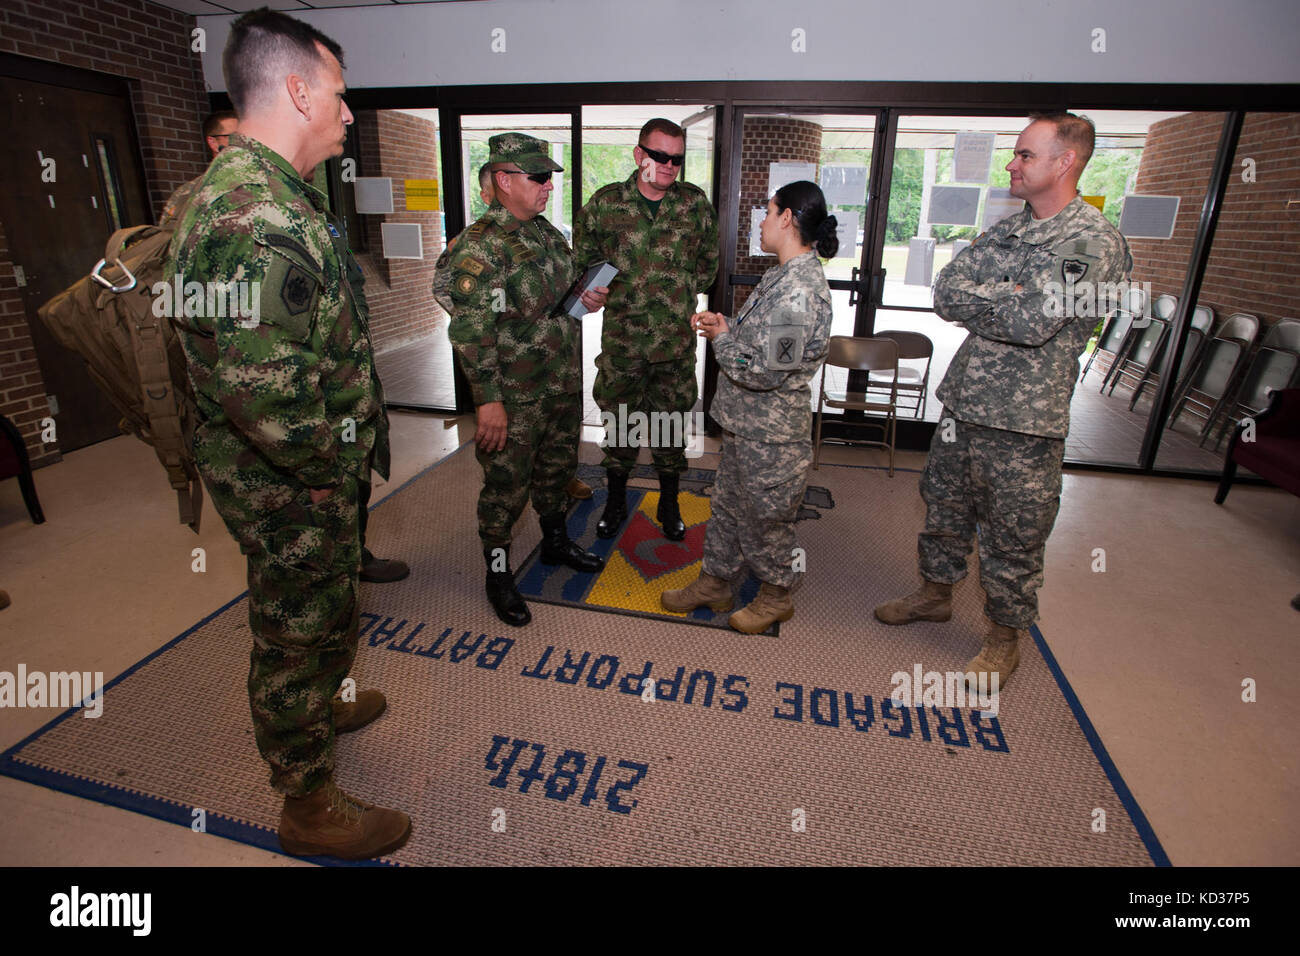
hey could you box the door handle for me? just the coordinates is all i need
[848,266,861,307]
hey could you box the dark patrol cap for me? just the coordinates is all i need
[487,132,563,174]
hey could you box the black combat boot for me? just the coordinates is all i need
[656,471,686,541]
[483,547,530,627]
[539,513,605,573]
[596,468,629,539]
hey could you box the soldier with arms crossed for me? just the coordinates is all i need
[168,9,409,860]
[875,112,1132,688]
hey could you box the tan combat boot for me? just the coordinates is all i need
[729,582,794,634]
[332,689,387,734]
[661,572,734,613]
[966,622,1022,689]
[873,579,952,625]
[279,780,412,860]
[566,477,593,499]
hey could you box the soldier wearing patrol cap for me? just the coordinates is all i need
[168,8,409,860]
[874,112,1133,690]
[447,132,609,627]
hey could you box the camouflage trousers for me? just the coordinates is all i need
[476,393,580,550]
[207,470,361,798]
[593,351,697,474]
[702,430,811,589]
[918,410,1064,629]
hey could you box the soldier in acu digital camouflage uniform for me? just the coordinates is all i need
[573,118,719,542]
[447,133,609,628]
[663,181,835,634]
[167,9,410,861]
[875,112,1133,689]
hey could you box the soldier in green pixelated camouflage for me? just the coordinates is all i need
[446,132,609,628]
[159,110,238,229]
[573,118,719,543]
[166,9,409,861]
[875,112,1133,693]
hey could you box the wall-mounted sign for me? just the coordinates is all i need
[1119,195,1180,240]
[355,177,394,214]
[381,222,423,259]
[405,179,440,211]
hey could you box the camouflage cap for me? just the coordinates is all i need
[487,132,563,174]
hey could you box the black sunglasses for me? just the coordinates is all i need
[500,170,553,184]
[638,144,685,166]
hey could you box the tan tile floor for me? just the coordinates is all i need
[1,410,1297,865]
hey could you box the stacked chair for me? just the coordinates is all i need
[1166,312,1260,445]
[1103,293,1178,398]
[1204,318,1300,450]
[1080,285,1146,386]
[1125,304,1214,411]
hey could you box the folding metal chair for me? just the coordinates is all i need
[1081,285,1147,386]
[868,330,933,420]
[1128,304,1213,411]
[1207,319,1300,450]
[813,335,900,476]
[1166,312,1259,442]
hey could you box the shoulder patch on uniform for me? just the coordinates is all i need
[455,274,479,296]
[466,221,488,241]
[767,325,805,369]
[281,264,318,315]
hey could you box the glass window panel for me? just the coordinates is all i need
[1154,111,1300,475]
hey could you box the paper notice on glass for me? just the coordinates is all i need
[768,161,817,197]
[904,237,936,286]
[953,131,996,183]
[1119,195,1180,239]
[982,188,1023,230]
[562,261,619,319]
[832,209,858,257]
[749,207,774,257]
[404,178,440,211]
[928,185,981,226]
[820,164,869,206]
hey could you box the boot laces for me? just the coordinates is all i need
[328,784,366,825]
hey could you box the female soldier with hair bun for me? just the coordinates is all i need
[661,180,836,634]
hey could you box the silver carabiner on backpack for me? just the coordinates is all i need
[91,258,137,293]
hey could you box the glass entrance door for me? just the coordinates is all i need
[723,110,883,411]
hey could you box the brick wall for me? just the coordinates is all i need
[0,0,209,466]
[0,219,57,467]
[351,110,444,353]
[733,117,823,312]
[1130,111,1300,332]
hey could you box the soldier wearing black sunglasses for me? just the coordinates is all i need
[574,118,719,543]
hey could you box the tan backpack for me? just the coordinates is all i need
[37,224,203,531]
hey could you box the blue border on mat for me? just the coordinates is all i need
[2,442,1169,867]
[1027,623,1171,866]
[0,440,476,867]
